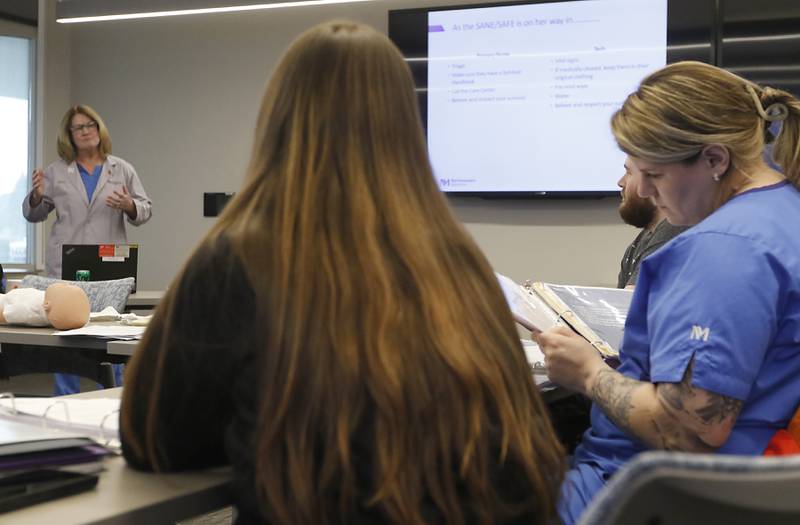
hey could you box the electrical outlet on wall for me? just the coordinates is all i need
[203,192,235,217]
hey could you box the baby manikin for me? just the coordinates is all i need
[0,283,90,330]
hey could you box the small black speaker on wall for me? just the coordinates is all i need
[203,192,235,217]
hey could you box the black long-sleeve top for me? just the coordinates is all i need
[121,236,548,524]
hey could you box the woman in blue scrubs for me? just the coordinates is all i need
[535,61,800,524]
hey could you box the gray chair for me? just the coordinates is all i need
[19,275,134,313]
[577,451,800,525]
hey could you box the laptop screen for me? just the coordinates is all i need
[61,244,139,292]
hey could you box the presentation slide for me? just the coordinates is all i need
[427,0,667,193]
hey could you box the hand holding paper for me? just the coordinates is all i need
[533,325,610,393]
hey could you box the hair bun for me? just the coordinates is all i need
[749,85,789,123]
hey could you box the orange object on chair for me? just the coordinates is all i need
[764,406,800,456]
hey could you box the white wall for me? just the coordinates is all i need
[38,1,71,170]
[36,0,72,270]
[48,0,636,289]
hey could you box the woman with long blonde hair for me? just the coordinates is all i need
[535,61,800,524]
[121,21,564,525]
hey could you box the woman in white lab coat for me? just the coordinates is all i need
[23,105,152,279]
[23,104,152,394]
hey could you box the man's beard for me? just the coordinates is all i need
[619,194,657,228]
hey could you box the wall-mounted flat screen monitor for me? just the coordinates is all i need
[389,0,713,197]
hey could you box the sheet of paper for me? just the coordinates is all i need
[544,284,633,353]
[496,273,560,331]
[520,340,555,390]
[53,325,145,339]
[521,339,546,371]
[0,418,88,447]
[0,398,120,444]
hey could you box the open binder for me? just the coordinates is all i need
[0,395,120,456]
[496,273,633,360]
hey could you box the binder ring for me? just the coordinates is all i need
[0,392,17,414]
[42,400,71,429]
[100,409,120,447]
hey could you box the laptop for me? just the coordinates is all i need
[61,244,139,292]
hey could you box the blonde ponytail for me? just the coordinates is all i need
[759,87,800,188]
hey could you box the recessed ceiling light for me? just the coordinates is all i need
[57,0,376,24]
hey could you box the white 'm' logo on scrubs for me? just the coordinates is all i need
[690,325,710,342]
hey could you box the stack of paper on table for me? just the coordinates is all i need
[0,421,108,472]
[0,398,119,443]
[0,397,120,471]
[53,324,145,340]
[0,397,119,443]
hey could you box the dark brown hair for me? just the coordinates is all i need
[123,21,563,525]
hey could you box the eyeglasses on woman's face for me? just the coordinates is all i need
[69,121,98,133]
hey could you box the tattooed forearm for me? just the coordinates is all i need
[590,368,642,436]
[655,358,743,451]
[588,358,743,452]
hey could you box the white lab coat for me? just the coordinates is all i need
[22,155,153,278]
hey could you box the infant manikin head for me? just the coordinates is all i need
[44,283,90,329]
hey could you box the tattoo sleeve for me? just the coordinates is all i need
[590,368,642,436]
[655,359,743,451]
[590,358,744,452]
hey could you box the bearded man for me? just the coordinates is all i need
[617,158,687,288]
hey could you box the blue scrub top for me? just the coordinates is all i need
[78,162,103,202]
[563,181,800,524]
